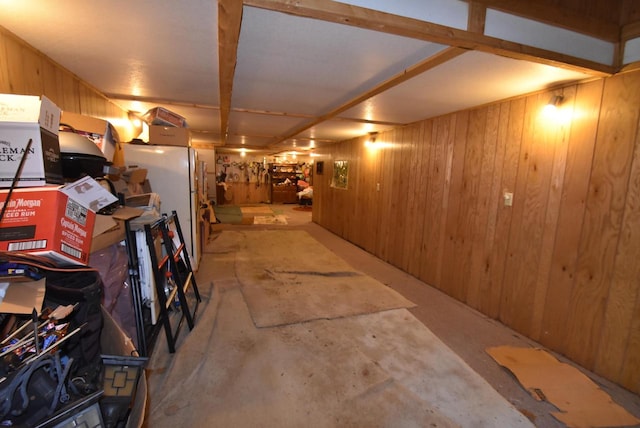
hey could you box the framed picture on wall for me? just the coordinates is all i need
[332,160,348,189]
[316,161,324,175]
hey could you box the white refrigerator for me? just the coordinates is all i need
[123,144,201,271]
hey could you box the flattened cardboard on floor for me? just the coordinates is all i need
[0,278,45,314]
[486,345,640,427]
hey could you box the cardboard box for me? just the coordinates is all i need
[142,107,186,128]
[0,94,63,187]
[90,207,143,253]
[0,186,96,265]
[61,111,118,162]
[149,125,191,147]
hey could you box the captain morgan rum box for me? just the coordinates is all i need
[0,177,118,265]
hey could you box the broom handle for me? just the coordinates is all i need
[0,138,33,224]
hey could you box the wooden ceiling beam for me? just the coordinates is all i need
[467,2,487,35]
[244,0,615,76]
[218,0,244,146]
[621,21,640,42]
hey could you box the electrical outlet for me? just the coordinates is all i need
[503,192,513,207]
[376,183,380,191]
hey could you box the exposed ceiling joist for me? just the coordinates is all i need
[218,0,244,146]
[467,1,487,34]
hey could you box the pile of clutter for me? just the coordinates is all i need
[0,94,147,427]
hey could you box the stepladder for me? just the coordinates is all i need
[131,210,201,354]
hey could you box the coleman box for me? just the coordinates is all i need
[0,94,63,187]
[149,125,191,147]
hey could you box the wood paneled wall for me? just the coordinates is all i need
[216,182,270,205]
[0,27,133,163]
[314,71,640,394]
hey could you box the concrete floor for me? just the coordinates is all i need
[173,203,640,427]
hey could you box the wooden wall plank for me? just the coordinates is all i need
[530,85,576,341]
[334,142,351,237]
[401,124,421,273]
[4,35,26,94]
[621,293,640,391]
[368,136,384,253]
[439,111,469,293]
[595,107,640,388]
[362,136,375,247]
[418,116,440,284]
[383,128,398,260]
[41,59,61,103]
[387,128,409,267]
[352,137,366,247]
[19,44,44,95]
[0,31,10,93]
[420,116,452,286]
[511,92,557,337]
[489,99,525,318]
[499,93,540,330]
[376,129,396,261]
[565,72,640,369]
[433,115,452,282]
[432,116,458,287]
[540,79,602,351]
[342,140,356,242]
[407,122,430,278]
[467,104,500,309]
[452,108,486,302]
[59,70,81,114]
[311,151,327,225]
[475,101,512,316]
[349,139,361,242]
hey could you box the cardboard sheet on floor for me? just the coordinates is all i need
[234,230,416,327]
[486,346,640,427]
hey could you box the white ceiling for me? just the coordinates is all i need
[0,0,600,155]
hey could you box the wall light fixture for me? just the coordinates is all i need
[548,95,564,108]
[542,94,565,118]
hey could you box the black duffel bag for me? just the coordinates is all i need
[0,252,105,425]
[0,252,103,372]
